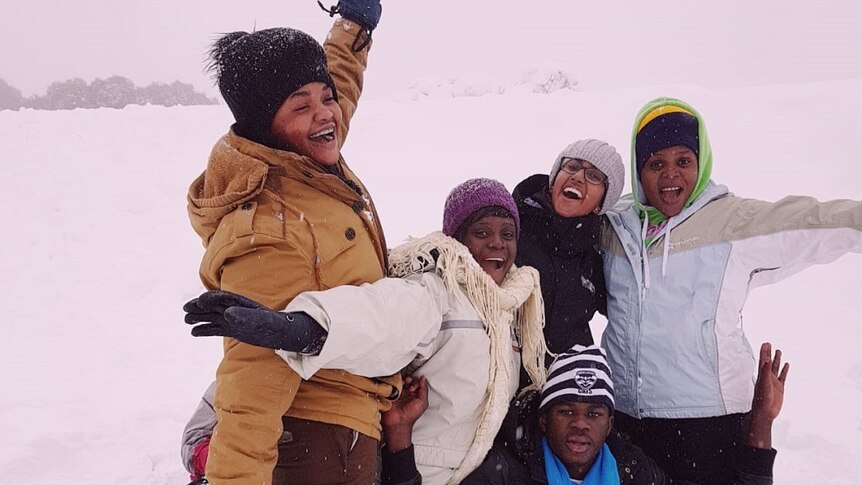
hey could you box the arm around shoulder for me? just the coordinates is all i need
[279,272,450,378]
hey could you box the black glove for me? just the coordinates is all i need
[319,0,382,32]
[183,290,328,354]
[183,290,268,326]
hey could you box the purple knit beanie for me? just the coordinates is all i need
[442,178,520,238]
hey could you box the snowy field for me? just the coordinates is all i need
[2,73,861,482]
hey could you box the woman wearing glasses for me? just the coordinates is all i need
[463,140,624,483]
[512,139,625,367]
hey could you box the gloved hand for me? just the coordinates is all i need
[183,290,328,354]
[183,290,268,330]
[319,0,382,32]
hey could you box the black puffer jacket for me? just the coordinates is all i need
[513,174,606,357]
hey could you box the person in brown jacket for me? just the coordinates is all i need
[185,2,397,484]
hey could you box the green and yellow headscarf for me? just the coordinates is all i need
[630,97,713,226]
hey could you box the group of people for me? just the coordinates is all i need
[179,1,862,484]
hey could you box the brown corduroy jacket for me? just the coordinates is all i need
[187,19,400,485]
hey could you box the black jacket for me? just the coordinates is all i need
[382,418,775,485]
[459,391,775,485]
[455,431,775,485]
[382,395,775,485]
[513,174,606,357]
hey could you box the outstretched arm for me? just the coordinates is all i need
[747,342,790,450]
[184,290,328,354]
[184,271,450,379]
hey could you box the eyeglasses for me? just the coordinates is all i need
[559,158,607,185]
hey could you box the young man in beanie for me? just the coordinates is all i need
[512,139,625,364]
[600,96,862,484]
[184,2,391,484]
[381,342,788,485]
[185,178,549,484]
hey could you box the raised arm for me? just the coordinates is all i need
[747,342,789,450]
[321,0,382,146]
[618,344,788,485]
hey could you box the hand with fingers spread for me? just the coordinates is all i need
[748,342,790,449]
[183,290,328,354]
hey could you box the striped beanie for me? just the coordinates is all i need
[539,344,614,413]
[635,106,699,174]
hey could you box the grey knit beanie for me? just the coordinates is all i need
[548,139,625,214]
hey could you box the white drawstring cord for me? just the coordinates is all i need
[640,215,651,299]
[661,216,675,277]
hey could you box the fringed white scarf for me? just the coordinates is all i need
[389,231,548,484]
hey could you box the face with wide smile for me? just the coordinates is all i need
[461,215,517,285]
[639,145,699,217]
[540,401,613,480]
[550,159,607,217]
[270,82,342,166]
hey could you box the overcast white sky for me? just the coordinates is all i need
[3,0,862,98]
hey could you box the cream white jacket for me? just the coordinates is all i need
[277,232,547,484]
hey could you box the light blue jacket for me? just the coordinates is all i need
[603,186,862,418]
[601,97,862,418]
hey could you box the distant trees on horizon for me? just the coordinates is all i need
[0,76,218,111]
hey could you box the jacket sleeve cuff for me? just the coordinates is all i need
[738,445,777,478]
[381,445,422,485]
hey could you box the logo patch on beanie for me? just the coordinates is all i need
[575,370,597,393]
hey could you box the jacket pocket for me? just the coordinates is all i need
[318,235,359,290]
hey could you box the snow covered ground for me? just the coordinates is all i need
[2,73,861,483]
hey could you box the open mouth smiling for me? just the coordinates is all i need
[563,187,584,200]
[309,126,335,142]
[659,185,683,203]
[484,257,505,270]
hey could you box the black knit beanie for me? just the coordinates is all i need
[635,110,699,174]
[208,28,338,146]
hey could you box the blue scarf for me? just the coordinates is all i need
[542,436,619,485]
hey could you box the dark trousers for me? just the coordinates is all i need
[273,416,379,485]
[614,411,748,485]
